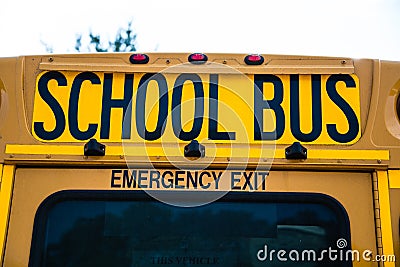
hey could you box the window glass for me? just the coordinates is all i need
[30,191,350,267]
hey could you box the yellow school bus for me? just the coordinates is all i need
[0,52,399,266]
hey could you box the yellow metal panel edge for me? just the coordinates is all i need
[308,149,389,160]
[5,144,389,160]
[38,62,354,74]
[377,171,396,267]
[0,165,15,265]
[388,170,400,188]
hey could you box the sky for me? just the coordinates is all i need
[1,0,400,60]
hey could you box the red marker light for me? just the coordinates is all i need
[188,53,208,64]
[129,53,149,64]
[244,54,264,65]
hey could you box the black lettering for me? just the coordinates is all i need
[123,170,137,188]
[136,73,168,141]
[172,73,204,141]
[231,171,242,190]
[199,171,211,189]
[33,71,66,140]
[149,170,160,188]
[68,72,100,140]
[213,257,219,264]
[208,74,236,140]
[155,257,170,264]
[111,170,122,188]
[212,171,223,189]
[138,170,148,188]
[326,74,359,143]
[175,170,185,188]
[254,74,285,140]
[161,171,174,188]
[187,171,198,189]
[258,172,269,190]
[290,74,322,142]
[191,257,198,264]
[100,73,133,139]
[243,171,254,190]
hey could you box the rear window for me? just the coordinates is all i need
[29,191,351,267]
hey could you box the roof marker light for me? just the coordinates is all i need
[244,54,265,65]
[129,53,149,64]
[188,53,208,64]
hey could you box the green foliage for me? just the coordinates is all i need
[75,22,137,53]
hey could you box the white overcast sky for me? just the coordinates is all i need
[1,0,399,60]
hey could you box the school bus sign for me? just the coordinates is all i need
[32,69,361,144]
[4,53,400,267]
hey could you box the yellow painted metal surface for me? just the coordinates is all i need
[388,170,400,188]
[32,71,361,145]
[377,171,395,267]
[0,165,14,264]
[5,144,389,160]
[5,168,376,266]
